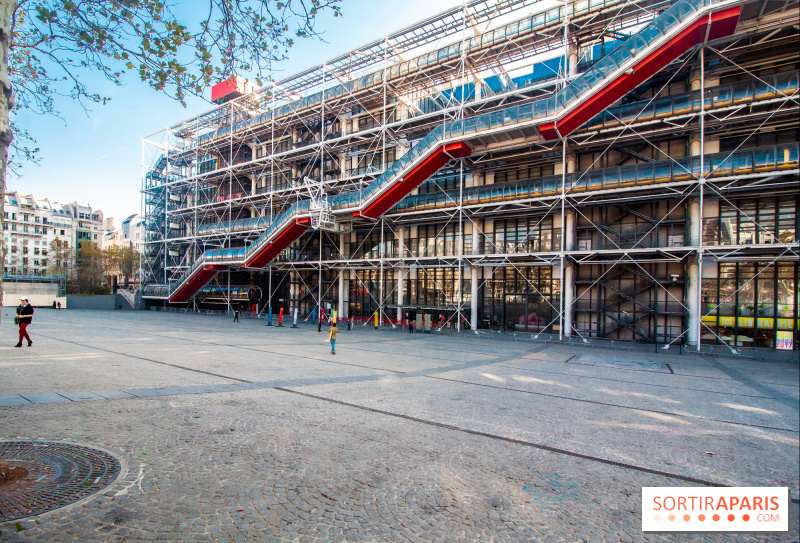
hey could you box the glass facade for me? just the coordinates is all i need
[704,196,798,246]
[492,217,561,254]
[412,225,460,258]
[349,269,395,319]
[701,262,798,348]
[482,266,560,332]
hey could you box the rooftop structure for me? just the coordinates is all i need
[141,0,800,352]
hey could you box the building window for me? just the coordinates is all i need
[701,262,798,349]
[493,216,560,254]
[703,196,798,246]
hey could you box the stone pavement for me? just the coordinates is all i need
[0,308,798,542]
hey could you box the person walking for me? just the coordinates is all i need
[52,300,57,310]
[328,321,338,355]
[57,301,61,310]
[233,306,240,322]
[15,296,34,347]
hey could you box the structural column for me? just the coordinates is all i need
[689,68,702,92]
[687,76,703,344]
[289,270,298,312]
[562,154,577,337]
[690,132,702,157]
[470,220,482,331]
[563,210,576,337]
[338,233,347,319]
[396,268,406,323]
[567,34,579,78]
[470,267,479,331]
[686,199,701,346]
[396,227,406,323]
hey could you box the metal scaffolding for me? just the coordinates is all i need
[141,0,800,353]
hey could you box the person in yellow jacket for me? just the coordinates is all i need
[328,321,338,355]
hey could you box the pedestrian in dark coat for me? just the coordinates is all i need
[15,296,34,347]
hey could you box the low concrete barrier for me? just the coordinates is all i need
[2,281,65,308]
[65,295,116,310]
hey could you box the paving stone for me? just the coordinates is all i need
[0,394,31,406]
[59,391,105,402]
[0,308,796,542]
[18,392,71,404]
[92,390,137,400]
[123,388,169,398]
[150,387,188,396]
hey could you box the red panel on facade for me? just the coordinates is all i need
[541,7,740,140]
[211,76,258,103]
[169,266,226,303]
[706,7,741,41]
[357,142,472,219]
[245,218,311,268]
[539,122,558,141]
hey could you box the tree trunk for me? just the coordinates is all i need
[0,1,16,320]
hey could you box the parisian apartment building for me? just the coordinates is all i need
[102,213,146,254]
[2,191,105,277]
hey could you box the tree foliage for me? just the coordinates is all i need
[105,243,139,286]
[46,237,75,278]
[6,0,340,174]
[0,0,342,313]
[74,240,106,293]
[44,239,141,292]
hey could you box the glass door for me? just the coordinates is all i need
[504,294,528,332]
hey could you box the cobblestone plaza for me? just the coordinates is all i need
[0,309,798,542]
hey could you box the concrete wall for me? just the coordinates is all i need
[65,295,116,310]
[3,283,146,310]
[2,281,65,308]
[115,290,146,310]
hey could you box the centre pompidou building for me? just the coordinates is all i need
[141,0,800,353]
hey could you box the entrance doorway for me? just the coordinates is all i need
[504,293,551,332]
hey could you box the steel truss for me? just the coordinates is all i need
[142,0,800,351]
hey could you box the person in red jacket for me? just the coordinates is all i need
[15,296,34,347]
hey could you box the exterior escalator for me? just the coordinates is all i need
[142,0,745,302]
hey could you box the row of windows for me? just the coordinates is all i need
[8,247,47,255]
[492,217,561,254]
[3,224,51,234]
[703,197,797,245]
[5,258,48,266]
[701,262,798,349]
[720,128,799,153]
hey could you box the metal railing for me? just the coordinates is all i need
[143,0,750,299]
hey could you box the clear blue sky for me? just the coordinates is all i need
[11,0,466,220]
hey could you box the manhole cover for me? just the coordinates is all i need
[0,442,120,522]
